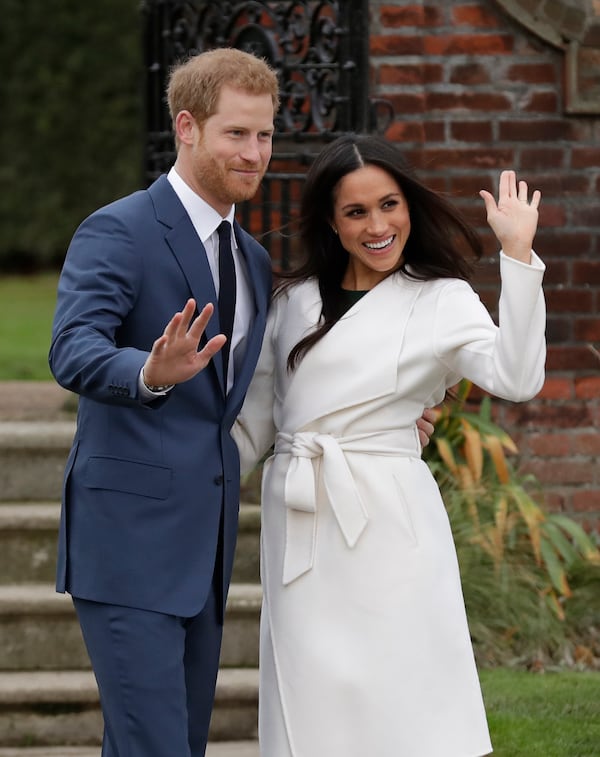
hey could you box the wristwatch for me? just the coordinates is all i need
[142,369,173,394]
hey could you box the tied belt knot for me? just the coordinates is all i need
[274,428,420,585]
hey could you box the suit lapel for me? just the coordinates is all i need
[225,222,270,411]
[149,175,226,394]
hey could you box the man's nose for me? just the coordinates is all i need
[240,137,262,162]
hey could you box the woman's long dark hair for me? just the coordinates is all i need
[280,134,484,369]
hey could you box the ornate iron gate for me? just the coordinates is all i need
[142,1,390,269]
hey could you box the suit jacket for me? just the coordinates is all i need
[49,175,272,617]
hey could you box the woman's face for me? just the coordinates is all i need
[331,164,411,290]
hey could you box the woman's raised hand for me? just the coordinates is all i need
[479,170,541,263]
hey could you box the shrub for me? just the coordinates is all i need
[423,380,600,669]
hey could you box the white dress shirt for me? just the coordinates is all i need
[140,168,255,397]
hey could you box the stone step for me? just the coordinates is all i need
[0,502,261,585]
[0,583,261,671]
[0,669,258,747]
[0,744,259,757]
[0,423,75,502]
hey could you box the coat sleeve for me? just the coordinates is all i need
[232,294,280,475]
[433,250,546,401]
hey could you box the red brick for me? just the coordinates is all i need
[522,92,559,113]
[450,63,490,85]
[573,490,600,514]
[423,34,513,55]
[385,93,427,114]
[506,63,558,84]
[385,121,426,143]
[574,319,600,341]
[452,5,502,27]
[502,401,592,430]
[449,174,496,197]
[547,346,599,371]
[520,149,565,170]
[423,121,445,141]
[526,461,594,485]
[572,205,600,227]
[528,432,571,456]
[537,378,574,400]
[571,147,600,168]
[498,120,576,141]
[537,203,567,228]
[534,175,590,194]
[574,375,600,399]
[541,262,569,286]
[379,5,443,27]
[426,91,512,111]
[451,121,494,142]
[546,317,572,343]
[535,231,592,257]
[542,492,567,513]
[572,262,600,285]
[370,35,423,56]
[546,289,593,313]
[378,63,443,85]
[573,432,600,456]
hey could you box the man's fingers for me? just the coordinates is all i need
[187,303,216,341]
[201,334,227,358]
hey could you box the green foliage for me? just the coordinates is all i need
[0,0,143,270]
[423,380,600,668]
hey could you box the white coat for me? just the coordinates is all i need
[234,251,546,757]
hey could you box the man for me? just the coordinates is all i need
[49,48,279,757]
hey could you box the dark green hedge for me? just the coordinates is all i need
[0,0,143,270]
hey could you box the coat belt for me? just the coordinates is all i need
[274,428,421,585]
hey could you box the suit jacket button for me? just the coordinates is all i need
[214,475,223,486]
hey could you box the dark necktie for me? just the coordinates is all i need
[217,220,236,386]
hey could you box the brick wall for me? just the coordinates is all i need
[369,0,600,530]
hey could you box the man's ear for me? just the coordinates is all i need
[174,110,197,146]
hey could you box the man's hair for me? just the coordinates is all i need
[167,47,280,127]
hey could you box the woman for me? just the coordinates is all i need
[234,134,545,756]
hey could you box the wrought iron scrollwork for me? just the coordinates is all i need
[143,1,393,268]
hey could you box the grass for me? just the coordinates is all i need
[0,273,59,380]
[482,668,600,756]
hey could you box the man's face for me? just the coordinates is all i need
[187,85,275,216]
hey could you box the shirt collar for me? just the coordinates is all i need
[167,167,237,246]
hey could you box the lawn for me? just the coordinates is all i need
[482,668,600,756]
[0,273,59,380]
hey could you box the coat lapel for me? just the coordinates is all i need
[282,274,425,431]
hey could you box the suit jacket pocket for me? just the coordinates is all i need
[84,456,172,500]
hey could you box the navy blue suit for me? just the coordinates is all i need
[49,175,272,756]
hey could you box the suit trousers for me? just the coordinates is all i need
[73,581,223,757]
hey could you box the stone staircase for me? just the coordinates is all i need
[0,406,261,755]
